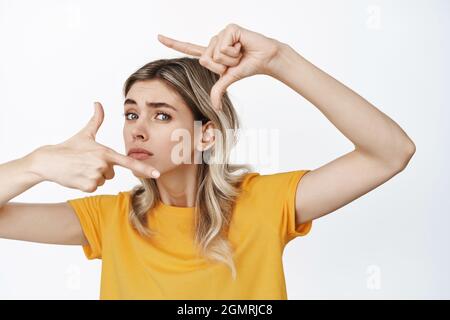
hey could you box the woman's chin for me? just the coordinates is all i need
[132,170,162,180]
[132,171,148,179]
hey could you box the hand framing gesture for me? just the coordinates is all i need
[157,23,282,111]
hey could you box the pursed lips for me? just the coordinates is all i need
[127,148,153,156]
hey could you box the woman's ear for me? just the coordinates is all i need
[196,121,216,152]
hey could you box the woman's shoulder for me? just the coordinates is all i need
[238,171,260,189]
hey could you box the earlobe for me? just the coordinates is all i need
[202,143,214,152]
[195,143,204,152]
[196,139,214,152]
[195,124,216,152]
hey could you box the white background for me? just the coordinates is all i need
[0,0,448,299]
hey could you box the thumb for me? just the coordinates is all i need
[79,102,105,139]
[210,70,240,111]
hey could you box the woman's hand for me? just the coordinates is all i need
[157,23,283,110]
[30,102,160,193]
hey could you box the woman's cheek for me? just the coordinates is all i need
[167,139,193,165]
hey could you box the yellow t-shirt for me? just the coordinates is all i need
[66,170,313,300]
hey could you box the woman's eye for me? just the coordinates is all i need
[123,112,171,121]
[155,112,171,121]
[123,112,137,121]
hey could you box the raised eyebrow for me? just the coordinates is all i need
[124,98,177,112]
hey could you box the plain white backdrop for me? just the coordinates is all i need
[0,0,448,299]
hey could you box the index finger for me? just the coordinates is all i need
[105,149,160,179]
[157,34,206,57]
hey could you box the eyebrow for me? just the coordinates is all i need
[124,98,178,112]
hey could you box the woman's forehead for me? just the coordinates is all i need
[126,80,188,112]
[127,80,178,100]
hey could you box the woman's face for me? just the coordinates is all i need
[123,79,206,178]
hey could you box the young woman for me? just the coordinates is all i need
[0,23,415,300]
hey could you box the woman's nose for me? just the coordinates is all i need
[130,118,150,139]
[131,126,148,141]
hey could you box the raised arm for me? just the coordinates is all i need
[156,23,416,226]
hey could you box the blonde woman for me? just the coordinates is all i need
[0,23,415,299]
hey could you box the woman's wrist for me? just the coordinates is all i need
[265,41,301,80]
[23,145,52,183]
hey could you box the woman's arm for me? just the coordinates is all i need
[267,43,416,225]
[0,151,44,208]
[0,150,87,245]
[157,23,416,225]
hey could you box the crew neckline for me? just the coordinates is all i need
[124,191,196,216]
[154,200,196,216]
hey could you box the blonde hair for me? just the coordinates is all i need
[123,57,253,280]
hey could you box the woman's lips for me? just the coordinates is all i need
[129,152,152,160]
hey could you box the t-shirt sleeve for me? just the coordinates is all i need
[66,193,119,260]
[242,170,313,247]
[281,170,313,244]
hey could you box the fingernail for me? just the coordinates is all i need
[151,170,160,178]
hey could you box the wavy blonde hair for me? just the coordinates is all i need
[123,57,253,280]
